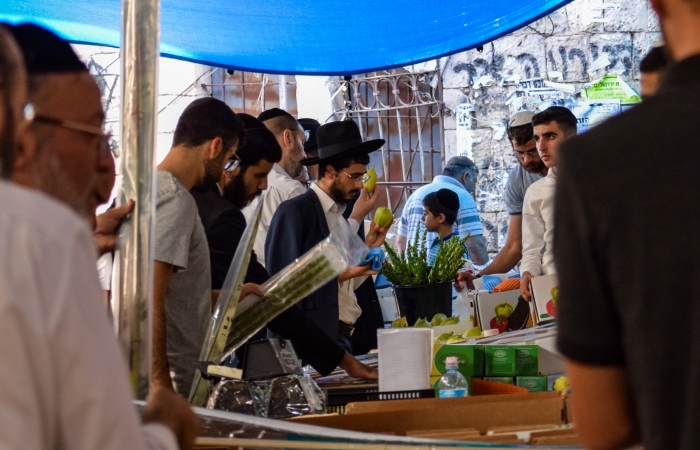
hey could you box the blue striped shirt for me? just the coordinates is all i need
[398,176,483,255]
[427,232,467,266]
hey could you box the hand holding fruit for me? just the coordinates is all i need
[520,271,534,301]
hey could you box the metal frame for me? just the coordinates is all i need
[340,67,445,215]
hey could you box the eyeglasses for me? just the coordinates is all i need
[292,128,310,143]
[224,154,241,172]
[341,170,366,183]
[23,103,114,158]
[513,147,539,160]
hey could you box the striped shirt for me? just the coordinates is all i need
[398,176,483,255]
[427,232,467,266]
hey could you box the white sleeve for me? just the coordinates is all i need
[520,188,545,277]
[141,424,179,450]
[96,253,113,290]
[53,229,178,450]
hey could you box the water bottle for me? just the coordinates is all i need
[437,356,469,398]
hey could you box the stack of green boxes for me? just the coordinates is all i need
[432,344,548,394]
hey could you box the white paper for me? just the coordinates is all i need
[377,328,433,392]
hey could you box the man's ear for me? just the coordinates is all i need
[207,137,224,159]
[438,213,447,225]
[12,126,36,175]
[282,129,294,150]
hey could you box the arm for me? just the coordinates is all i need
[465,235,488,265]
[152,261,176,392]
[519,191,545,300]
[565,361,639,450]
[482,215,523,274]
[349,187,378,224]
[395,233,407,253]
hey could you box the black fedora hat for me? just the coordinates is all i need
[298,118,321,155]
[300,120,384,166]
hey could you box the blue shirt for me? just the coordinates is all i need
[427,232,467,266]
[398,175,483,252]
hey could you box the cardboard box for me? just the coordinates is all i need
[291,392,566,435]
[475,289,522,333]
[516,376,547,392]
[485,346,515,376]
[529,274,558,325]
[432,344,484,377]
[514,345,539,375]
[483,377,514,385]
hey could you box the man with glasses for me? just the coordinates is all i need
[241,108,308,267]
[396,156,488,265]
[266,120,388,354]
[455,110,547,289]
[8,23,133,258]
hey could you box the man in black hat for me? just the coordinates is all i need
[297,117,321,182]
[265,120,389,353]
[241,108,308,266]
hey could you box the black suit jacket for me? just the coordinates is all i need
[191,186,344,375]
[265,189,339,340]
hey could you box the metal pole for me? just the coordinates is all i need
[113,0,160,399]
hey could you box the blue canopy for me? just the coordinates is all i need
[2,0,572,75]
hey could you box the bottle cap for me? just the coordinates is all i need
[445,356,459,370]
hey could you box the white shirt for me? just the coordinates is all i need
[310,183,365,324]
[521,168,557,277]
[0,181,177,450]
[242,163,306,267]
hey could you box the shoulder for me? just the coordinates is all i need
[0,182,91,255]
[156,171,197,215]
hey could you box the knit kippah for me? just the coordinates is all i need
[257,107,293,122]
[435,188,460,212]
[7,23,88,74]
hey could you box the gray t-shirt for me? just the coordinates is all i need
[504,163,544,215]
[155,170,211,397]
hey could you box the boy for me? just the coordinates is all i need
[422,188,463,265]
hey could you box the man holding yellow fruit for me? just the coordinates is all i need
[265,120,390,353]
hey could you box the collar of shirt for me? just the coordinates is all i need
[547,167,556,179]
[310,182,346,216]
[659,53,700,94]
[432,175,466,191]
[430,231,459,247]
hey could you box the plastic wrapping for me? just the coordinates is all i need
[219,230,364,362]
[110,0,159,399]
[190,193,265,405]
[207,374,324,419]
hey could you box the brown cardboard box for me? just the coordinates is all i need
[290,392,566,435]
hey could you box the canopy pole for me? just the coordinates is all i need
[113,0,160,398]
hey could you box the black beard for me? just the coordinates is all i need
[522,159,546,174]
[328,179,358,206]
[223,172,254,209]
[195,153,226,191]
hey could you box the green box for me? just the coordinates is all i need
[516,376,547,392]
[514,345,539,376]
[484,346,515,376]
[434,345,484,378]
[483,377,514,385]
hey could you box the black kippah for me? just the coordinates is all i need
[238,113,266,130]
[7,23,88,74]
[435,189,460,212]
[257,107,293,122]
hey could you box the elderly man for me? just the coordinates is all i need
[396,156,488,265]
[0,23,198,450]
[241,108,308,266]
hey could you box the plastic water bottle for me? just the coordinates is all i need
[437,356,469,398]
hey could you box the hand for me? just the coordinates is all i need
[240,283,265,299]
[143,387,200,450]
[454,271,477,292]
[93,200,135,255]
[349,187,378,223]
[520,271,534,301]
[338,263,380,283]
[339,352,378,380]
[364,220,390,249]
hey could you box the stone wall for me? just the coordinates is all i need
[440,0,661,256]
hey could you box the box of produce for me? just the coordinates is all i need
[516,376,547,392]
[432,344,484,377]
[529,274,558,325]
[475,290,521,334]
[514,345,539,376]
[485,346,516,376]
